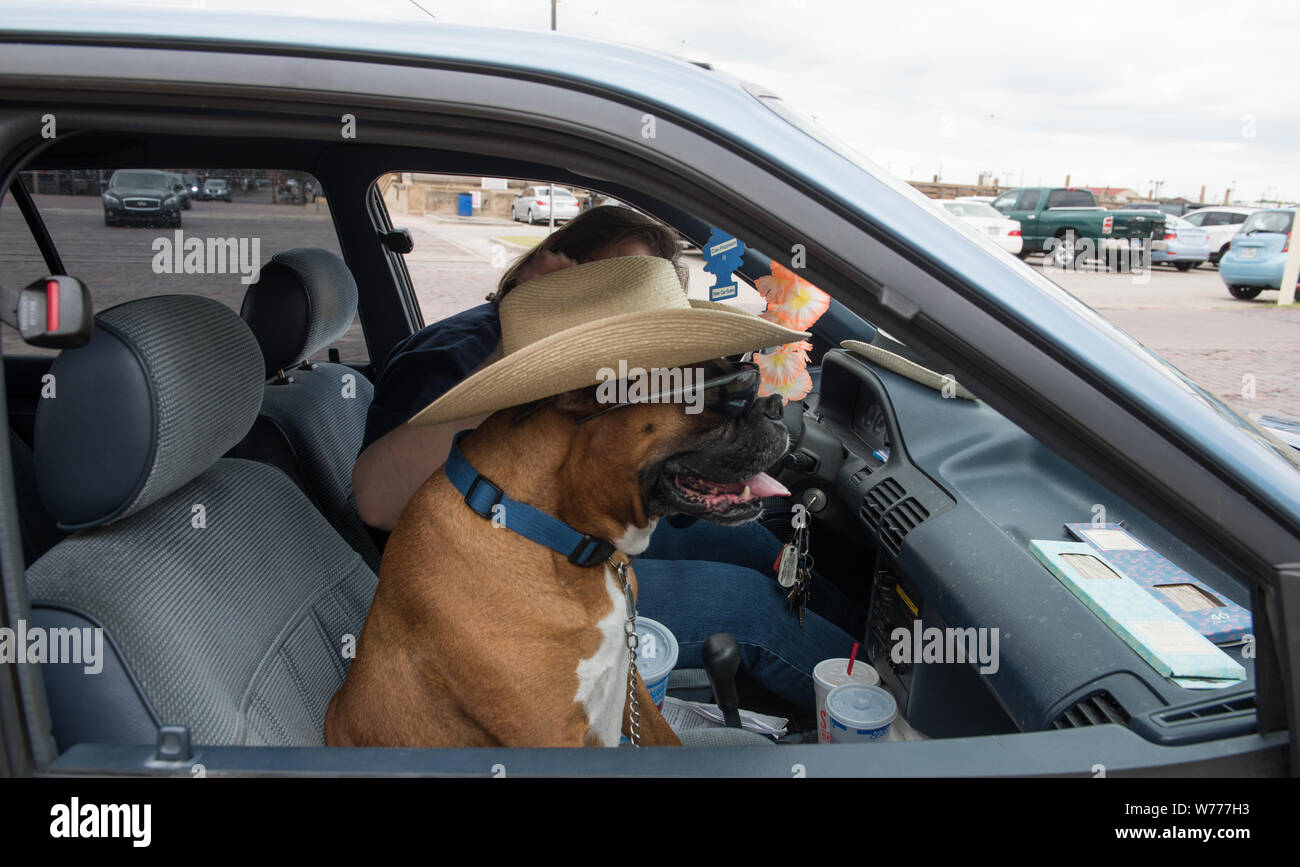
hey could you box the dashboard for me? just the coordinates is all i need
[780,347,1257,746]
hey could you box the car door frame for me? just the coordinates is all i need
[0,36,1295,776]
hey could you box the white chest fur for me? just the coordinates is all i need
[573,565,629,747]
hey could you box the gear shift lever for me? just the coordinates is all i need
[702,633,743,728]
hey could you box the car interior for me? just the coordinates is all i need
[0,121,1276,774]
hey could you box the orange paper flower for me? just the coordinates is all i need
[758,366,814,402]
[754,262,799,306]
[754,340,813,385]
[763,265,830,331]
[754,264,830,403]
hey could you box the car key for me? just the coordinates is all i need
[792,551,813,626]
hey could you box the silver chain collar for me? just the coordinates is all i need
[609,557,641,748]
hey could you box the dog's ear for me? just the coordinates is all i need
[510,386,601,424]
[551,384,602,416]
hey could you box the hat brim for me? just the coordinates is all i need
[408,300,809,426]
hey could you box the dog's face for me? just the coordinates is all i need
[552,359,790,525]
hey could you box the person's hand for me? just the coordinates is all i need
[514,249,577,283]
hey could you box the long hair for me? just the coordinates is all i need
[490,204,686,302]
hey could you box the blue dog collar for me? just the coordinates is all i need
[444,430,618,568]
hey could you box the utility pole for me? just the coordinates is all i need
[549,0,557,234]
[1280,210,1300,305]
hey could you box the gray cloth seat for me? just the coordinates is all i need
[7,428,65,565]
[26,294,378,748]
[235,248,379,570]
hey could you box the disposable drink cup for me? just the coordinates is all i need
[826,683,897,743]
[813,657,880,743]
[633,617,678,709]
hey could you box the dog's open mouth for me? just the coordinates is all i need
[656,464,790,523]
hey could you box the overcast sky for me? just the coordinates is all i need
[37,0,1300,203]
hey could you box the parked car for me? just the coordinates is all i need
[203,177,232,201]
[581,192,631,212]
[181,172,200,200]
[1150,213,1211,270]
[511,184,580,223]
[100,168,183,227]
[1219,208,1297,299]
[1116,201,1207,218]
[1182,206,1257,265]
[166,171,191,210]
[939,198,1022,254]
[990,187,1165,267]
[1,6,1294,780]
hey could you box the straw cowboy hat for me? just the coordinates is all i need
[408,255,810,425]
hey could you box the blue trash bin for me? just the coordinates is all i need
[457,193,473,217]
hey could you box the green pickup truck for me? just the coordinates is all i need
[991,187,1165,268]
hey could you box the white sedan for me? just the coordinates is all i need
[511,184,581,223]
[940,199,1023,254]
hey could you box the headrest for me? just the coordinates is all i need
[35,295,264,530]
[240,248,359,377]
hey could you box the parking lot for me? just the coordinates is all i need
[3,192,1297,422]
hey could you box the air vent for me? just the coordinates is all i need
[860,477,906,529]
[879,498,930,556]
[1052,692,1131,729]
[1155,694,1255,725]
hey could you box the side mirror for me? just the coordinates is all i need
[378,228,414,255]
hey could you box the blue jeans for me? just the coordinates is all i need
[633,520,857,710]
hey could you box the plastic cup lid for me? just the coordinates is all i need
[814,657,879,688]
[826,684,897,731]
[633,617,678,683]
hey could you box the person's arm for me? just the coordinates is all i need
[352,411,489,531]
[354,340,503,530]
[355,251,575,530]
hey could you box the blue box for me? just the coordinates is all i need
[1064,523,1251,645]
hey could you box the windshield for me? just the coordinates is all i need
[943,201,1003,219]
[109,171,168,189]
[1242,210,1293,235]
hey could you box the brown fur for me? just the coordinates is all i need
[325,396,722,747]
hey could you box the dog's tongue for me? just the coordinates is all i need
[739,472,790,498]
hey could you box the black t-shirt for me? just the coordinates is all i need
[361,302,502,451]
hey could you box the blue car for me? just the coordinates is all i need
[1150,213,1211,270]
[0,4,1296,783]
[1219,208,1297,299]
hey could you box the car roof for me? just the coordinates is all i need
[1199,206,1258,214]
[0,4,756,129]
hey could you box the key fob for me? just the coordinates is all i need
[776,543,799,588]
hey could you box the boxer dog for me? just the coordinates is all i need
[325,362,791,747]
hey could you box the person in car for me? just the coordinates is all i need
[352,206,858,711]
